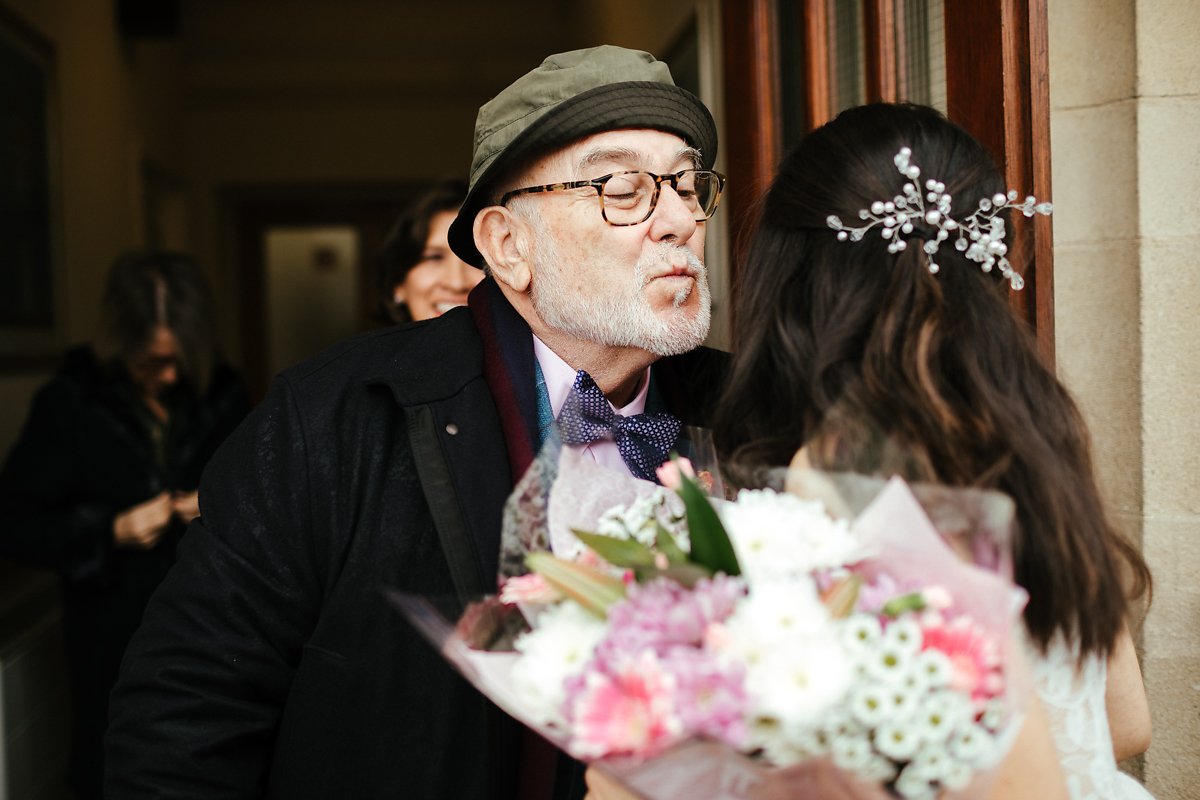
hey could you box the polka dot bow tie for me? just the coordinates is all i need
[556,370,682,483]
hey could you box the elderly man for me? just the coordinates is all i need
[106,45,726,799]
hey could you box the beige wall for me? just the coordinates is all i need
[0,0,184,448]
[1049,1,1200,797]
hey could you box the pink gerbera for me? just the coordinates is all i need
[567,651,684,759]
[921,614,1004,704]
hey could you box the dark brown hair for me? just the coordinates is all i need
[101,250,217,392]
[714,103,1149,659]
[378,179,469,323]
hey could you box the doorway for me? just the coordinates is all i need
[225,183,422,399]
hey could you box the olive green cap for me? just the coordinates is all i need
[448,45,718,267]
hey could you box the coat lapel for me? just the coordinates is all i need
[366,305,512,604]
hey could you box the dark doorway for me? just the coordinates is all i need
[224,183,424,400]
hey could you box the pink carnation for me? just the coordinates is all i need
[659,647,749,748]
[568,651,683,758]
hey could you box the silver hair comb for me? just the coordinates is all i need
[825,147,1052,291]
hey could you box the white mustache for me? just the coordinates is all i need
[636,244,707,288]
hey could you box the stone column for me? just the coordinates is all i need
[1050,1,1200,797]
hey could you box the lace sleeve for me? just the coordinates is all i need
[1024,633,1154,800]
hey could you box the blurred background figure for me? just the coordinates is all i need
[0,251,249,800]
[377,178,481,323]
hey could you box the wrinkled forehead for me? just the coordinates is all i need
[522,128,702,183]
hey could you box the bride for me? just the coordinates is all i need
[703,103,1153,799]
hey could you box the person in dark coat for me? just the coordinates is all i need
[105,45,727,800]
[0,251,249,800]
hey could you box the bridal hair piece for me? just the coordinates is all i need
[826,147,1053,291]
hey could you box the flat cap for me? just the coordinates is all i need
[448,45,718,267]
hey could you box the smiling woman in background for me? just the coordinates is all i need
[378,178,482,323]
[0,251,249,800]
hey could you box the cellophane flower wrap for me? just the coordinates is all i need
[392,436,1031,800]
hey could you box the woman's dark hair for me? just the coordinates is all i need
[713,103,1150,660]
[101,250,217,392]
[378,178,469,323]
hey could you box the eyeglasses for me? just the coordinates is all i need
[500,168,727,226]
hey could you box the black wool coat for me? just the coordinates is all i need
[0,346,249,798]
[105,299,727,800]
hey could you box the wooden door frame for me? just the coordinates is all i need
[944,0,1054,363]
[721,0,782,265]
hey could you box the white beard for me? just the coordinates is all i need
[527,224,712,357]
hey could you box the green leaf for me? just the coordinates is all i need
[633,562,714,588]
[880,591,927,618]
[677,470,741,576]
[572,529,656,569]
[525,552,626,617]
[653,523,689,566]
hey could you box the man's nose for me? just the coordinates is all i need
[648,182,700,243]
[159,363,179,385]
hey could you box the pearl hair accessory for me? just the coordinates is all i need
[825,147,1053,291]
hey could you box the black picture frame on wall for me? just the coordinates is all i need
[0,7,62,370]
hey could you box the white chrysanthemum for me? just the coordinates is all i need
[913,648,953,689]
[883,617,924,654]
[750,716,822,766]
[829,731,874,772]
[863,641,915,685]
[820,709,864,742]
[895,660,931,697]
[884,682,919,720]
[874,718,922,761]
[747,636,853,728]
[849,684,892,728]
[949,721,997,766]
[979,697,1007,732]
[911,689,969,744]
[893,763,937,800]
[510,602,606,726]
[720,489,862,580]
[907,743,954,783]
[858,754,899,784]
[842,613,884,652]
[940,760,973,791]
[723,577,830,649]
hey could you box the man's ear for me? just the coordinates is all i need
[391,283,406,305]
[474,207,533,293]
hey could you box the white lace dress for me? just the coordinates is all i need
[1026,633,1154,800]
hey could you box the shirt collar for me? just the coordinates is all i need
[532,336,650,418]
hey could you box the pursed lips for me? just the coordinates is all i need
[649,266,697,282]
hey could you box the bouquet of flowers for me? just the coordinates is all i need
[393,441,1029,800]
